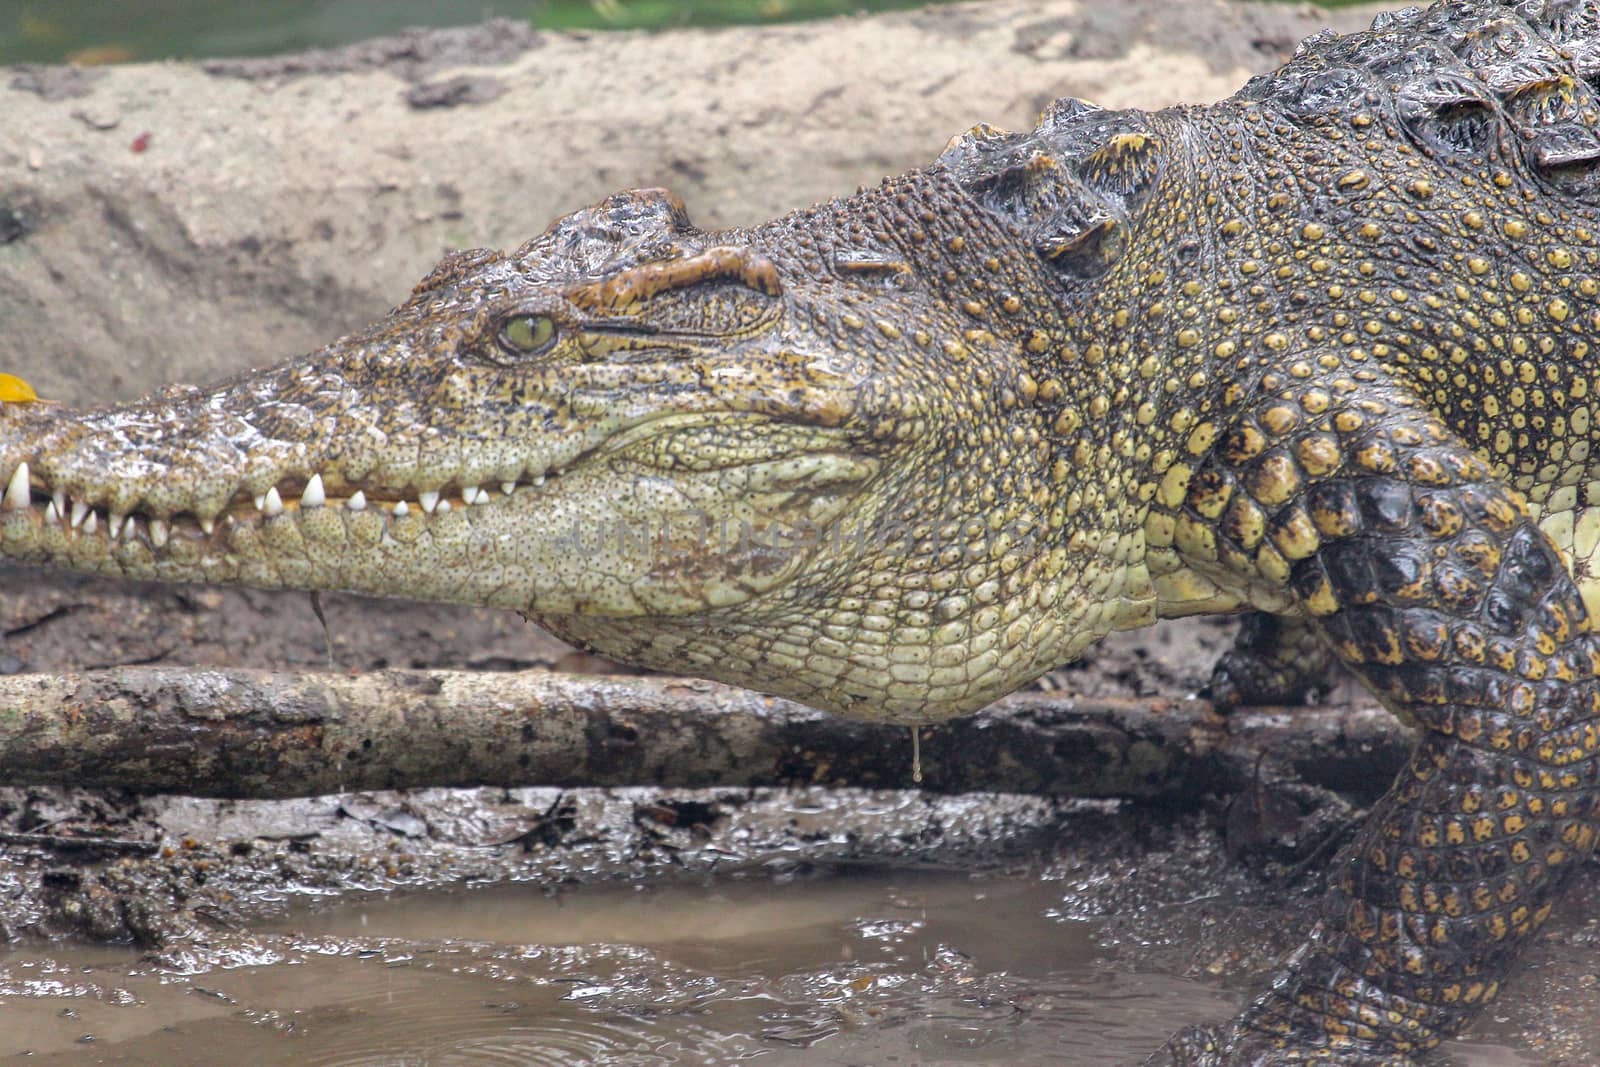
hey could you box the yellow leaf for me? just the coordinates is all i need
[0,374,38,404]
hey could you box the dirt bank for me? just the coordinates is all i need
[1,0,1378,404]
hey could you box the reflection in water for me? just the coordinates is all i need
[1,867,1539,1066]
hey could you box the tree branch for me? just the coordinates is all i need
[0,667,1410,801]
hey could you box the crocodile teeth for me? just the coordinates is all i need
[419,490,440,514]
[52,490,66,516]
[3,462,29,510]
[70,500,88,528]
[302,474,326,508]
[109,513,126,539]
[460,484,480,505]
[501,481,517,497]
[253,493,266,511]
[392,500,409,516]
[436,499,452,513]
[150,518,169,548]
[44,500,60,523]
[82,510,97,535]
[532,475,546,487]
[200,516,215,535]
[263,487,284,517]
[347,490,367,511]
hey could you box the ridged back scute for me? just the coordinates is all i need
[1239,0,1600,197]
[935,97,1164,284]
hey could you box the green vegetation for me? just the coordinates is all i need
[0,0,961,65]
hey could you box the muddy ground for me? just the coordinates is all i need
[5,0,1600,1064]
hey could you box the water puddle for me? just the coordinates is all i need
[0,865,1542,1066]
[0,866,1222,1065]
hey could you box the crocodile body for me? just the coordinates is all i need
[5,0,1600,1062]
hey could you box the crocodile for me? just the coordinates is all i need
[6,0,1600,1061]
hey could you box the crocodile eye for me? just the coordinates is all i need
[498,314,557,356]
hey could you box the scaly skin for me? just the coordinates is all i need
[6,0,1600,1062]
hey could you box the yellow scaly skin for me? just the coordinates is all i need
[6,1,1600,1062]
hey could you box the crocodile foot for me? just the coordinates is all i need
[1146,1023,1420,1067]
[1204,613,1333,711]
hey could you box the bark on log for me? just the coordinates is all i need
[0,666,1411,801]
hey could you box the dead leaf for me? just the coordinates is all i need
[0,373,38,403]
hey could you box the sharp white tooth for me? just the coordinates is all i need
[501,481,517,496]
[70,500,88,528]
[302,474,326,508]
[109,513,126,539]
[253,493,266,512]
[263,487,284,517]
[150,518,169,547]
[419,490,440,514]
[436,499,452,513]
[392,500,409,516]
[200,515,215,535]
[83,510,98,535]
[3,462,29,510]
[52,490,65,515]
[532,475,546,487]
[347,490,367,511]
[44,500,60,523]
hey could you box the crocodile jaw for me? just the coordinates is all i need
[0,379,879,618]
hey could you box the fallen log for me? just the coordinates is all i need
[0,666,1411,801]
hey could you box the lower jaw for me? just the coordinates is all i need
[0,491,537,609]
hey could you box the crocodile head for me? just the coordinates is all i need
[1,176,1144,722]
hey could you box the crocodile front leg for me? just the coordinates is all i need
[1152,382,1600,1064]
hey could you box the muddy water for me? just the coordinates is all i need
[1,866,1541,1066]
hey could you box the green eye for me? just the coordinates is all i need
[499,314,557,355]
